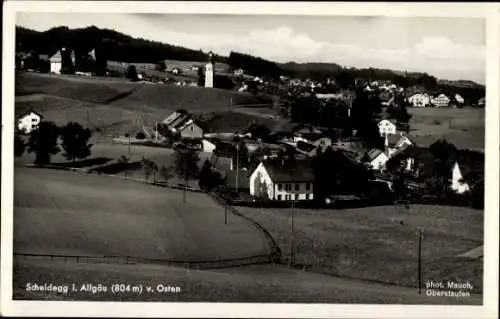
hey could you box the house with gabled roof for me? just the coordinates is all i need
[49,48,75,74]
[431,93,451,108]
[161,111,204,139]
[367,149,390,171]
[249,159,314,201]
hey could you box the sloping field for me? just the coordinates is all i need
[14,167,270,262]
[408,107,485,151]
[237,204,483,293]
[15,71,270,135]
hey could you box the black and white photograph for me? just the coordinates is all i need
[1,2,498,318]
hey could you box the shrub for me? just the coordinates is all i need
[135,132,146,139]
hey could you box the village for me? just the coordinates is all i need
[16,48,485,210]
[12,21,486,305]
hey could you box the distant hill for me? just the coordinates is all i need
[16,25,484,90]
[16,25,226,64]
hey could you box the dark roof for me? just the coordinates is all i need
[296,141,317,153]
[225,169,251,189]
[209,154,233,173]
[262,159,314,182]
[367,149,383,161]
[387,134,400,146]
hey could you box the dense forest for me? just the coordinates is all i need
[16,25,485,100]
[16,26,225,64]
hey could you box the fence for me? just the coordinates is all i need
[14,251,277,270]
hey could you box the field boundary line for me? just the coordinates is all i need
[14,252,276,270]
[210,193,282,264]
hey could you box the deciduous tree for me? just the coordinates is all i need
[60,122,93,162]
[27,121,61,165]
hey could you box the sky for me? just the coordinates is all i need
[16,13,486,84]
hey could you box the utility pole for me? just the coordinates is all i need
[224,204,228,225]
[289,200,295,267]
[418,228,423,294]
[128,135,131,155]
[235,143,239,195]
[183,164,187,204]
[155,122,158,143]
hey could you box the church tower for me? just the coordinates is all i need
[205,51,214,88]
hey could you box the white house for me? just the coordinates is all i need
[431,94,450,108]
[367,149,390,171]
[201,139,217,153]
[161,111,204,139]
[408,93,431,107]
[454,94,465,105]
[49,48,75,74]
[17,110,43,134]
[378,119,397,147]
[451,162,470,194]
[249,160,314,201]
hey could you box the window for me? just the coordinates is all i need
[287,184,292,191]
[305,183,311,191]
[277,183,283,191]
[277,195,282,201]
[32,118,37,122]
[295,183,299,191]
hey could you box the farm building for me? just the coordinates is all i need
[161,111,204,139]
[49,48,75,74]
[367,149,389,171]
[408,93,431,107]
[249,159,314,201]
[451,161,470,194]
[387,134,414,154]
[431,94,451,107]
[17,110,43,134]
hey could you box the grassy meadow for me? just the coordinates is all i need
[14,167,270,261]
[237,204,484,293]
[408,107,484,151]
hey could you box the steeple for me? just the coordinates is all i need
[208,50,214,64]
[205,50,214,88]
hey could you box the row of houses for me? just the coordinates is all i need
[18,106,476,203]
[406,92,465,108]
[157,110,474,202]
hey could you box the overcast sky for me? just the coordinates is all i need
[16,13,485,84]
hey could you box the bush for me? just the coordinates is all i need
[135,132,146,139]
